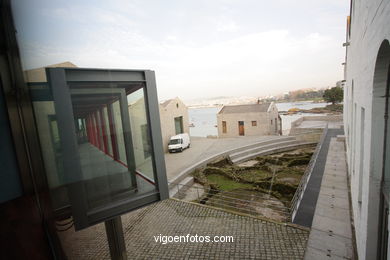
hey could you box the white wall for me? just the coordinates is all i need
[344,1,390,258]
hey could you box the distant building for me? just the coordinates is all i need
[217,102,281,138]
[343,0,390,259]
[24,61,77,82]
[159,97,189,152]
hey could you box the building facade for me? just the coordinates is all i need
[159,97,189,152]
[217,102,281,138]
[343,0,390,259]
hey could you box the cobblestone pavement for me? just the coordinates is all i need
[59,199,309,259]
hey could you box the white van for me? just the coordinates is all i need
[168,133,190,153]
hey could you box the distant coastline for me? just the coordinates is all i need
[188,100,337,137]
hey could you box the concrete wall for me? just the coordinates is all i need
[217,102,280,138]
[289,128,323,142]
[159,98,189,152]
[344,1,390,259]
[291,115,343,129]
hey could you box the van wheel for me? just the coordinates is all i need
[188,144,190,148]
[180,148,183,152]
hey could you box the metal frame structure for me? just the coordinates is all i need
[44,67,169,230]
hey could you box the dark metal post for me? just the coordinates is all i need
[105,217,127,260]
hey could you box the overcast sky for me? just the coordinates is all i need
[12,0,349,101]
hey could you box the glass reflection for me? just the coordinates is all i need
[29,77,157,215]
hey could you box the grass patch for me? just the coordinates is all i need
[206,174,253,191]
[236,169,270,182]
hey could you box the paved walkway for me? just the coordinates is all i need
[164,136,280,181]
[304,137,354,259]
[59,199,309,259]
[293,129,343,227]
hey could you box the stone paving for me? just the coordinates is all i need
[304,137,354,259]
[59,199,309,259]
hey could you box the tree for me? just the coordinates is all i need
[323,86,343,104]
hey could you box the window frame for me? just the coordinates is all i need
[43,67,169,230]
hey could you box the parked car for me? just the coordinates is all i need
[168,133,190,153]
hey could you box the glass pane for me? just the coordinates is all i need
[30,95,69,210]
[29,79,158,216]
[112,100,127,165]
[71,91,135,210]
[128,88,155,182]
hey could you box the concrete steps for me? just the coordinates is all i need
[230,139,317,164]
[228,136,296,155]
[169,176,194,198]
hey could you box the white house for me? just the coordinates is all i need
[343,0,390,259]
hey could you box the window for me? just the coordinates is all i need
[222,121,227,133]
[251,121,257,126]
[271,119,273,125]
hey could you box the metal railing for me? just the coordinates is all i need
[289,123,329,221]
[169,182,290,223]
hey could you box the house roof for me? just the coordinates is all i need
[218,103,272,114]
[160,97,188,108]
[160,99,174,107]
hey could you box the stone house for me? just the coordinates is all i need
[159,97,189,152]
[343,0,390,258]
[217,102,281,138]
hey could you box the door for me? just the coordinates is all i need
[275,118,278,133]
[175,116,183,134]
[238,121,245,136]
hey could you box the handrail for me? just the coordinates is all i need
[289,123,329,221]
[169,182,290,222]
[289,129,324,136]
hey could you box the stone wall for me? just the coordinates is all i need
[217,102,280,138]
[159,98,189,152]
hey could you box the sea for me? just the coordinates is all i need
[188,101,331,137]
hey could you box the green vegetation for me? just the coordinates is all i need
[191,147,315,205]
[207,174,253,191]
[323,86,343,105]
[325,103,343,112]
